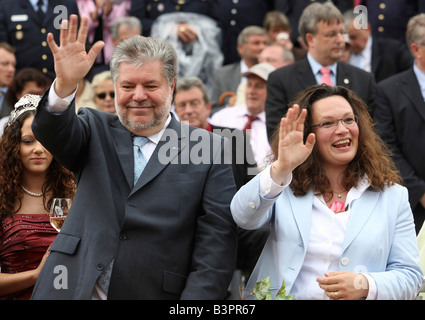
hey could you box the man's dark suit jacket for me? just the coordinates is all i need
[374,68,425,232]
[371,38,413,83]
[210,124,266,276]
[265,58,377,139]
[0,94,12,118]
[0,0,79,79]
[31,94,238,299]
[210,61,241,113]
[210,123,257,190]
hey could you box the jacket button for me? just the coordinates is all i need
[341,257,349,266]
[97,263,104,271]
[119,234,127,240]
[249,202,256,209]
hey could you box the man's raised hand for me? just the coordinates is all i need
[47,14,104,98]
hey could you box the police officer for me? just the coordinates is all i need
[211,0,274,65]
[0,0,80,80]
[360,0,425,43]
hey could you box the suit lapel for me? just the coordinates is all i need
[230,63,242,92]
[110,118,135,187]
[336,62,353,89]
[342,189,380,252]
[399,69,425,122]
[288,187,380,253]
[296,59,317,89]
[371,41,381,75]
[288,190,314,251]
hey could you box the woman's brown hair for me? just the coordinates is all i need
[270,84,401,197]
[0,111,76,220]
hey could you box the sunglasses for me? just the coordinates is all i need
[96,91,115,99]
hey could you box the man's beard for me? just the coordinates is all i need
[117,93,172,132]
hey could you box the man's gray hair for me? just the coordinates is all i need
[237,26,268,45]
[176,77,210,104]
[111,16,142,40]
[406,13,425,51]
[298,2,344,45]
[110,35,178,86]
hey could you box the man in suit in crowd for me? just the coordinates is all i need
[210,62,276,172]
[265,2,377,140]
[174,76,257,190]
[0,42,15,118]
[174,76,267,286]
[0,0,80,79]
[344,10,413,83]
[275,0,353,48]
[86,16,142,81]
[232,43,295,108]
[374,13,425,233]
[210,26,269,114]
[31,15,237,299]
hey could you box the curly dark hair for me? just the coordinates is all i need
[270,84,401,197]
[0,110,76,220]
[5,68,52,106]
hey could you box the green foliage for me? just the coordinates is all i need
[246,277,295,300]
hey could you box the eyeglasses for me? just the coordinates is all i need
[96,91,115,99]
[312,115,358,130]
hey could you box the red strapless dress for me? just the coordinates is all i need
[0,214,57,300]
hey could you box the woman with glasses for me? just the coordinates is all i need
[91,71,116,114]
[231,84,423,300]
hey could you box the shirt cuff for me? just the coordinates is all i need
[363,273,378,300]
[259,164,292,199]
[47,79,77,113]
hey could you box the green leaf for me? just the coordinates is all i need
[275,280,295,300]
[252,277,295,300]
[253,277,272,300]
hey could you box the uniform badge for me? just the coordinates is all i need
[16,31,23,40]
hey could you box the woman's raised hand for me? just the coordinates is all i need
[47,14,105,98]
[270,104,316,184]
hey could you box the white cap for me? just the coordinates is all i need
[241,62,276,81]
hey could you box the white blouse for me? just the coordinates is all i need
[259,165,377,299]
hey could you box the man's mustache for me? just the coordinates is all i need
[125,101,156,108]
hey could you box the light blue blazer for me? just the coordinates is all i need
[231,174,423,299]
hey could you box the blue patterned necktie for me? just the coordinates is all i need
[133,136,149,185]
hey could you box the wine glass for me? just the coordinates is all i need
[49,198,71,232]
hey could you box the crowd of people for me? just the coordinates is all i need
[1,0,425,301]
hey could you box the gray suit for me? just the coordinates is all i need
[31,93,238,299]
[0,95,12,118]
[210,61,241,113]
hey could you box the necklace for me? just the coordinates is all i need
[21,185,43,197]
[332,191,346,198]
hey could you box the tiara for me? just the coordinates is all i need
[7,94,41,126]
